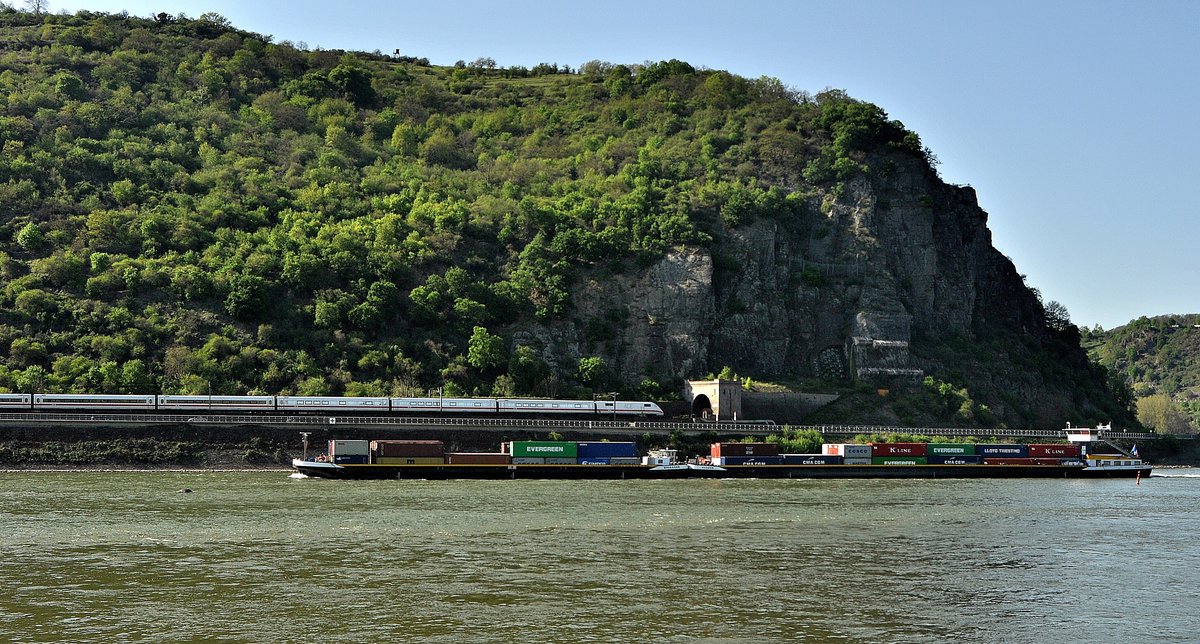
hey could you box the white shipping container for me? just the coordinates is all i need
[329,440,370,456]
[822,443,872,458]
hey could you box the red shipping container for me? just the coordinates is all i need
[445,452,511,465]
[871,442,928,457]
[983,457,1067,465]
[372,440,445,457]
[1027,444,1081,458]
[711,443,781,457]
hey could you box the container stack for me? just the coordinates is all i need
[822,443,873,465]
[710,442,783,465]
[371,440,446,465]
[506,441,578,464]
[871,442,928,465]
[926,443,982,464]
[444,452,511,464]
[576,441,639,465]
[329,439,370,464]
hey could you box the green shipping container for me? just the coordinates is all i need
[509,441,578,458]
[927,443,976,456]
[872,456,928,465]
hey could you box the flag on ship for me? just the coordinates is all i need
[1131,444,1139,457]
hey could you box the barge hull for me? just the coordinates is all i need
[292,460,1150,480]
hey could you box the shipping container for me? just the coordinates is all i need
[983,457,1068,465]
[843,457,873,465]
[445,453,511,465]
[927,443,976,456]
[782,454,842,465]
[544,457,577,465]
[330,440,370,456]
[823,444,873,458]
[872,443,928,457]
[977,444,1029,457]
[711,442,780,457]
[871,456,928,465]
[509,441,578,458]
[511,457,546,465]
[372,440,445,457]
[713,455,786,465]
[927,455,984,465]
[331,455,369,465]
[374,456,445,465]
[577,457,611,465]
[576,442,638,458]
[608,457,642,465]
[1027,444,1082,458]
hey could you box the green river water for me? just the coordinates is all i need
[1,470,1197,643]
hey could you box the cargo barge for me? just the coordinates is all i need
[291,426,1151,480]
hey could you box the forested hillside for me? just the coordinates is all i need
[1085,315,1200,433]
[0,9,1135,428]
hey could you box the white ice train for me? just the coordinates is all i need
[0,393,665,417]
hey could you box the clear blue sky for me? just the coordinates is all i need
[53,0,1199,330]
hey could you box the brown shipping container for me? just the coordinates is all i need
[1027,444,1082,458]
[445,452,511,465]
[374,456,445,465]
[372,440,446,457]
[711,442,781,457]
[871,442,928,457]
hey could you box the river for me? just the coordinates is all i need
[1,469,1196,642]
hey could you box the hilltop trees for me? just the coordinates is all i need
[0,9,944,401]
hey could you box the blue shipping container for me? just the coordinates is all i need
[976,444,1028,457]
[719,456,786,465]
[783,454,842,465]
[927,455,984,465]
[577,457,611,465]
[576,442,638,458]
[332,455,369,465]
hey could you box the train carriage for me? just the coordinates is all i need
[389,398,498,413]
[498,398,599,415]
[0,393,32,409]
[33,394,156,410]
[276,396,390,412]
[157,395,276,412]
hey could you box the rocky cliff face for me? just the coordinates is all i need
[519,149,1119,427]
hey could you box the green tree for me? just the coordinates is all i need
[577,356,606,389]
[467,326,505,370]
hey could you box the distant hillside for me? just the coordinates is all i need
[0,9,1135,428]
[1085,315,1200,432]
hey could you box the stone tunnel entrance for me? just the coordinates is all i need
[691,394,712,418]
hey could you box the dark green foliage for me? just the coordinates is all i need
[0,9,936,398]
[1088,315,1200,432]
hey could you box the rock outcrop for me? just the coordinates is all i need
[520,150,1118,427]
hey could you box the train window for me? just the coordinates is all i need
[339,401,346,405]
